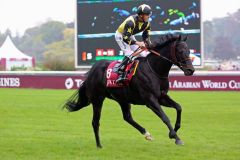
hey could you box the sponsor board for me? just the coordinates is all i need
[169,76,240,90]
[0,74,239,91]
[0,75,85,90]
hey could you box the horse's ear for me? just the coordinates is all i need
[183,35,188,41]
[178,35,182,41]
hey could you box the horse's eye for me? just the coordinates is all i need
[179,49,185,53]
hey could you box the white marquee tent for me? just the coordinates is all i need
[0,36,35,70]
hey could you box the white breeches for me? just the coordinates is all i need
[115,31,150,57]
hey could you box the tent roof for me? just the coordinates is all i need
[0,36,32,59]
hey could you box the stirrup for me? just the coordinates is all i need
[116,72,128,84]
[116,77,128,84]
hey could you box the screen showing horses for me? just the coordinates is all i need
[76,0,202,67]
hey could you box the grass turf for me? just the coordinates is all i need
[0,88,239,160]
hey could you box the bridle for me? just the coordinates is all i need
[148,41,192,70]
[131,42,192,79]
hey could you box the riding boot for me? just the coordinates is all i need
[116,56,131,84]
[116,71,128,84]
[117,56,131,70]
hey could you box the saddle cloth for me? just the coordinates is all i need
[106,60,139,88]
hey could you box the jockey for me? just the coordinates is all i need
[115,4,152,84]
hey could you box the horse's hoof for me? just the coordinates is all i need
[145,135,154,141]
[97,145,103,149]
[175,139,184,146]
[144,132,154,141]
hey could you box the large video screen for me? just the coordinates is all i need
[76,0,202,67]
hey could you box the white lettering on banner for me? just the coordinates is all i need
[229,80,240,89]
[75,79,84,88]
[170,79,240,90]
[0,78,20,87]
[202,80,227,89]
[65,78,74,89]
[65,78,84,89]
[171,80,201,88]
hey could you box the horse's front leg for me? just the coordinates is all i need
[146,95,184,145]
[159,94,182,133]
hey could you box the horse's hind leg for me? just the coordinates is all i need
[118,102,153,141]
[92,98,104,148]
[159,95,182,133]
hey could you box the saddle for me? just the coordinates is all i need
[106,60,139,88]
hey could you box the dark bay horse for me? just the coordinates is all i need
[63,35,195,148]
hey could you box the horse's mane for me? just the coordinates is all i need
[150,34,180,50]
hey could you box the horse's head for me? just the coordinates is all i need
[172,35,195,76]
[148,35,195,76]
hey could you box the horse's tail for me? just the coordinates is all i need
[63,81,90,112]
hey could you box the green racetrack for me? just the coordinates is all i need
[0,88,239,160]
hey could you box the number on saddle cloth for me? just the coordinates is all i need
[106,60,139,88]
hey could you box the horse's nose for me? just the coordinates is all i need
[188,68,195,76]
[184,68,195,76]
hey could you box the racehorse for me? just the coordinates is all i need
[63,34,195,148]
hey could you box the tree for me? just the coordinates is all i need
[203,9,240,60]
[203,21,215,58]
[213,36,236,60]
[18,21,66,61]
[43,28,75,71]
